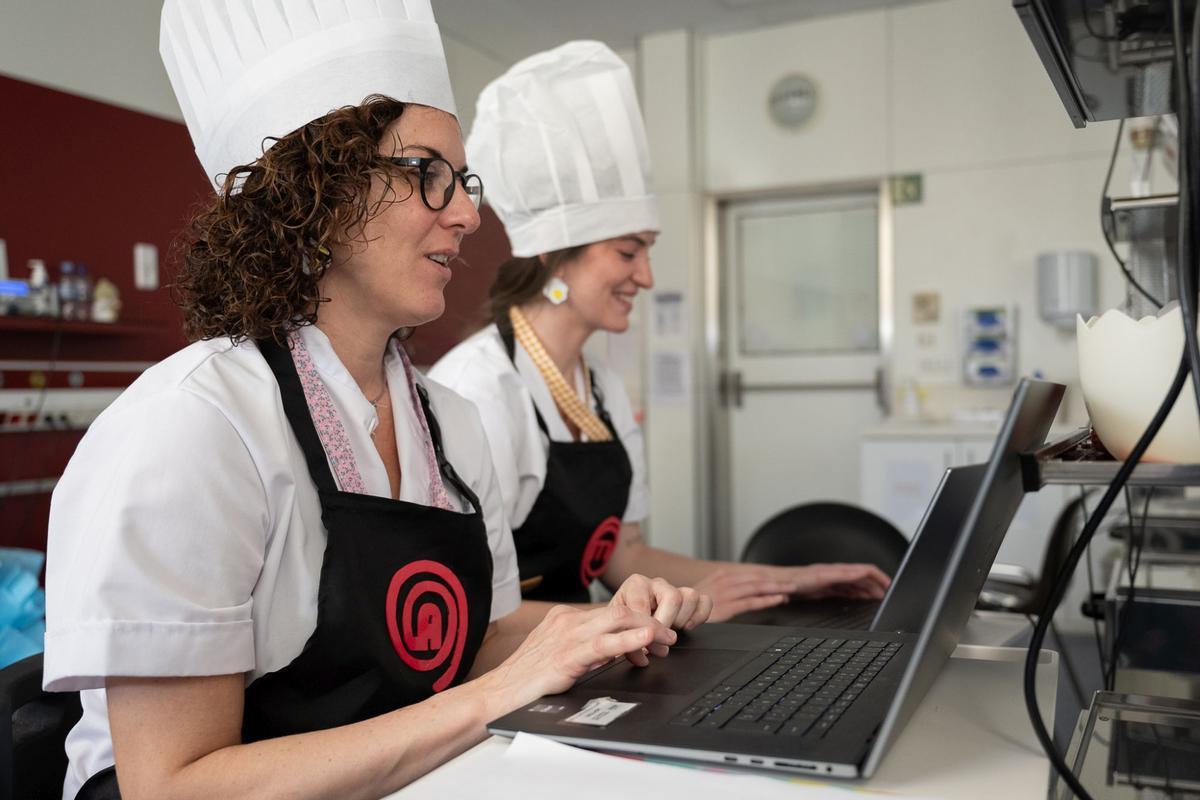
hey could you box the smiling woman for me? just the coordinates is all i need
[430,39,891,632]
[40,5,705,800]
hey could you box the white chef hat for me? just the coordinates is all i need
[467,40,659,258]
[160,0,456,191]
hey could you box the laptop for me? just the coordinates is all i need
[733,463,986,632]
[488,378,1064,778]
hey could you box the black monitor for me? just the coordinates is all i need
[1014,0,1190,127]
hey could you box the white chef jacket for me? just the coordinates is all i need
[42,324,521,799]
[429,324,649,532]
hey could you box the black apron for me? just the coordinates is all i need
[77,337,493,799]
[502,328,632,604]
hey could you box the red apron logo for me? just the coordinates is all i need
[580,516,621,587]
[385,560,469,692]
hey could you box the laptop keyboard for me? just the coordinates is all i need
[802,602,879,630]
[669,635,902,737]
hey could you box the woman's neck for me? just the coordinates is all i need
[518,299,592,378]
[314,310,392,399]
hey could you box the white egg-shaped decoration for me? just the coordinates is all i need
[1077,303,1200,462]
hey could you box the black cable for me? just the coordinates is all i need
[1098,1,1175,311]
[1051,619,1088,710]
[1111,487,1153,688]
[1105,486,1136,689]
[1078,487,1109,679]
[25,316,63,430]
[1024,354,1190,800]
[1149,723,1174,791]
[1181,0,1200,418]
[1030,17,1198,795]
[1024,611,1087,710]
[1138,488,1153,552]
[1101,118,1165,309]
[1108,486,1153,689]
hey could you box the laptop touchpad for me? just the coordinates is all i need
[580,649,744,695]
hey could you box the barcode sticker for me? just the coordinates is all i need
[563,696,638,727]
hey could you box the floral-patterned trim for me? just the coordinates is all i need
[289,330,454,510]
[288,331,367,494]
[397,346,454,511]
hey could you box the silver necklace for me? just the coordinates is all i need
[367,377,388,407]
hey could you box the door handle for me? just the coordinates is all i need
[874,366,890,416]
[719,370,744,408]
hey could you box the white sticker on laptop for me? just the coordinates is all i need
[563,696,638,727]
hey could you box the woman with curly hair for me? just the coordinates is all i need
[431,41,890,625]
[41,4,709,799]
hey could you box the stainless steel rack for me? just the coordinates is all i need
[1021,428,1200,489]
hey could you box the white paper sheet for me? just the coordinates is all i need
[652,291,688,338]
[650,350,690,405]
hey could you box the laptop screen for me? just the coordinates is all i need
[862,378,1064,775]
[870,463,987,633]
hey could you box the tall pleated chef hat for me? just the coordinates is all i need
[467,40,659,258]
[160,0,457,191]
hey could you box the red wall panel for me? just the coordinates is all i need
[0,74,510,557]
[0,73,208,364]
[0,74,208,557]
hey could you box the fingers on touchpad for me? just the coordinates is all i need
[580,650,744,696]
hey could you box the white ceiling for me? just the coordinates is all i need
[0,0,930,123]
[434,0,927,64]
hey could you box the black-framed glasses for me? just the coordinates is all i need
[382,156,483,211]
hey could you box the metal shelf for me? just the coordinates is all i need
[0,316,150,336]
[1104,194,1178,245]
[1022,428,1200,488]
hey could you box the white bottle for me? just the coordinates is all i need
[58,261,77,320]
[31,259,61,317]
[75,264,93,321]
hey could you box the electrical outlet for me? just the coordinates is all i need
[134,242,159,290]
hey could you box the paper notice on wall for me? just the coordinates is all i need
[651,350,690,405]
[652,291,687,338]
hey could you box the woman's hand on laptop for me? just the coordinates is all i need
[695,567,792,622]
[481,601,679,709]
[696,563,891,622]
[610,573,712,639]
[608,574,712,666]
[778,563,892,600]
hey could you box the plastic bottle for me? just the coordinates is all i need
[91,277,121,323]
[74,264,92,321]
[899,379,923,419]
[58,261,77,320]
[28,260,54,317]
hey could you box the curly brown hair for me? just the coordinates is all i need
[173,94,413,343]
